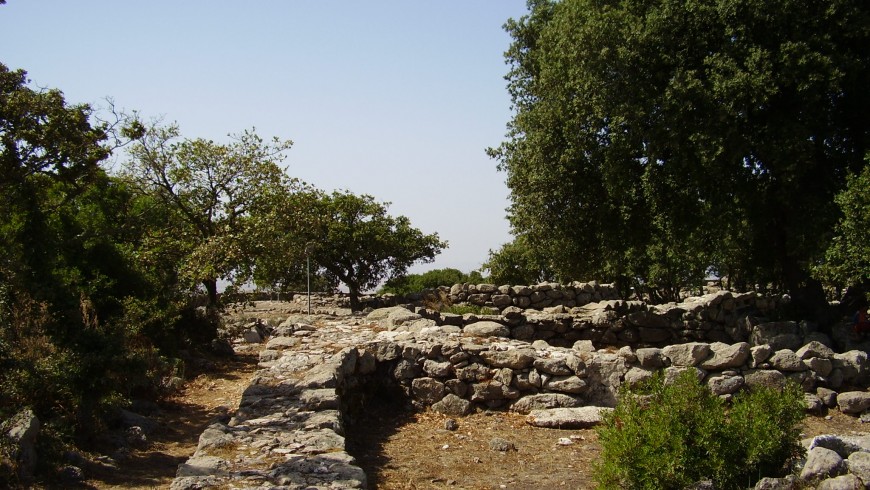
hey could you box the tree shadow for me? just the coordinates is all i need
[344,381,417,490]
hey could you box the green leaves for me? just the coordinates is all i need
[594,371,805,489]
[493,0,870,301]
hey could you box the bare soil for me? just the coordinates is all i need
[81,348,260,489]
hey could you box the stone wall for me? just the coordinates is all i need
[376,289,798,350]
[172,312,870,489]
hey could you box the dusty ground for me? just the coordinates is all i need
[77,304,867,489]
[81,347,260,489]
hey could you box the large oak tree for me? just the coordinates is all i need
[491,0,870,309]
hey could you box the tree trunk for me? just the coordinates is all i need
[203,278,219,308]
[348,285,361,312]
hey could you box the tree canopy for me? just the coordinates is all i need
[124,123,295,309]
[490,0,870,306]
[256,190,446,311]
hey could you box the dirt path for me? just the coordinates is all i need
[83,348,260,489]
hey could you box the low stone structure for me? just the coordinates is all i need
[173,297,870,489]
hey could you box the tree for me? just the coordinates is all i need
[380,268,485,295]
[482,235,555,286]
[815,155,870,301]
[261,190,446,311]
[0,63,183,442]
[491,0,870,307]
[124,123,294,309]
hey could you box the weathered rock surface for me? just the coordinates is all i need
[525,407,613,429]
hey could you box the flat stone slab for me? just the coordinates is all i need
[525,406,613,429]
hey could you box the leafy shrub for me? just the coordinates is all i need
[593,371,805,489]
[380,268,485,295]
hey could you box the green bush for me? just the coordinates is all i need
[593,371,805,489]
[380,268,485,295]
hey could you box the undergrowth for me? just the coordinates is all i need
[593,371,806,489]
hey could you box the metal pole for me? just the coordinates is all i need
[307,254,311,316]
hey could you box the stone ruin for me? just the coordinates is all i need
[171,285,870,489]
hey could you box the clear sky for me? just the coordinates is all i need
[0,1,528,275]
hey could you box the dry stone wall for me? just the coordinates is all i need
[388,289,793,349]
[173,303,870,489]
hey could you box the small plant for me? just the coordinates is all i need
[593,371,805,489]
[441,304,492,315]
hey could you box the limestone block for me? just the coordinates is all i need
[479,349,535,369]
[463,321,510,338]
[544,375,588,394]
[837,392,870,414]
[769,349,808,372]
[801,447,846,481]
[662,342,711,367]
[411,377,447,405]
[700,342,750,370]
[797,341,836,360]
[509,393,582,414]
[525,407,613,429]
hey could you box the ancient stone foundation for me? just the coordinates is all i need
[173,289,870,489]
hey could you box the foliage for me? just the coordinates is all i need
[594,371,805,489]
[483,235,555,286]
[491,0,870,305]
[258,189,446,311]
[124,123,294,307]
[0,63,184,448]
[380,268,484,295]
[814,155,870,299]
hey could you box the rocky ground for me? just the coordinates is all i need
[76,302,868,489]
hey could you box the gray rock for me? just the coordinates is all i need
[816,474,863,490]
[662,342,711,367]
[801,446,845,481]
[479,349,535,369]
[818,387,839,407]
[624,367,656,387]
[837,392,870,414]
[2,408,40,480]
[510,394,582,414]
[463,321,510,338]
[526,407,613,429]
[769,349,807,372]
[533,357,573,375]
[797,341,836,360]
[700,342,750,370]
[489,437,516,452]
[846,451,870,485]
[753,475,798,489]
[805,394,825,413]
[708,375,744,396]
[265,336,299,349]
[744,369,786,390]
[635,347,666,368]
[806,357,834,377]
[176,455,229,477]
[431,394,472,416]
[243,327,263,343]
[411,378,447,405]
[471,381,520,402]
[809,434,870,458]
[423,359,453,378]
[752,321,803,350]
[544,376,588,394]
[751,344,773,368]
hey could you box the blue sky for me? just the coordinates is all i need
[0,1,528,275]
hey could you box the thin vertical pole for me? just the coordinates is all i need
[307,254,311,316]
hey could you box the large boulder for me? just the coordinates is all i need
[836,392,870,414]
[700,342,750,370]
[463,321,510,338]
[510,394,582,414]
[1,409,40,481]
[801,446,846,481]
[662,343,711,367]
